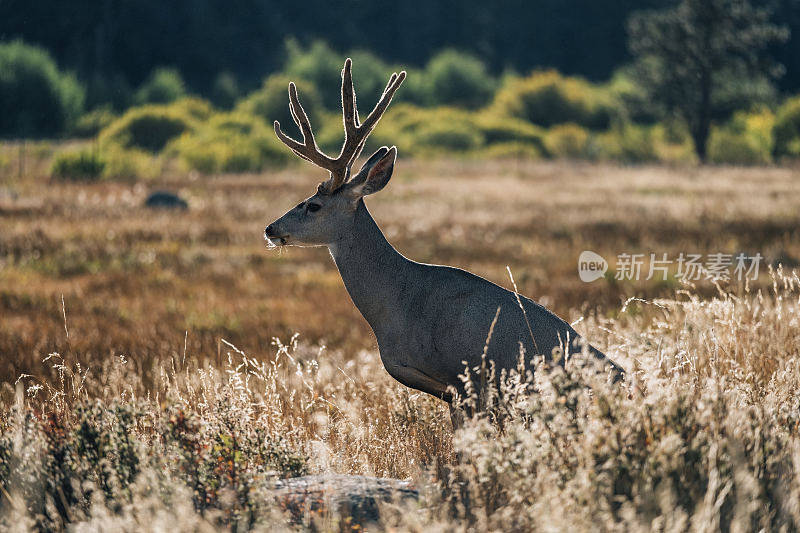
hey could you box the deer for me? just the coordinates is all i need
[264,59,624,423]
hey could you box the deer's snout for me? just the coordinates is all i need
[264,223,288,246]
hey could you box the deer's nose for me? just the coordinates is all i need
[264,224,274,238]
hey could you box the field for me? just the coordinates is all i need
[1,154,800,530]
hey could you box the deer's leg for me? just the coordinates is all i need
[449,405,465,430]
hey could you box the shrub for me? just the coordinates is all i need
[414,122,485,152]
[545,123,591,159]
[0,40,85,138]
[650,120,697,163]
[606,67,660,124]
[101,145,159,180]
[481,141,543,160]
[236,74,324,139]
[371,105,484,155]
[424,49,495,109]
[100,104,196,153]
[708,127,771,165]
[596,122,659,163]
[773,96,800,159]
[134,67,186,105]
[493,70,614,130]
[169,97,214,122]
[71,108,117,138]
[732,107,775,156]
[475,113,547,154]
[169,112,290,173]
[51,148,105,181]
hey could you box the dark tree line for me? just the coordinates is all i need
[5,0,797,101]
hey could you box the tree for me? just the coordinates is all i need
[0,40,84,138]
[628,0,788,161]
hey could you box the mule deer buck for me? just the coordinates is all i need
[265,59,623,419]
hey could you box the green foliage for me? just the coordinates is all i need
[134,67,187,105]
[169,97,214,121]
[71,108,117,138]
[493,70,614,130]
[773,96,800,159]
[596,122,659,163]
[544,123,591,159]
[606,67,660,124]
[474,113,547,153]
[236,74,324,139]
[371,105,485,155]
[707,108,775,165]
[169,112,291,173]
[100,103,196,153]
[708,127,771,165]
[414,121,484,152]
[424,49,495,109]
[283,40,343,110]
[481,142,543,160]
[101,145,160,180]
[51,148,106,181]
[0,40,85,138]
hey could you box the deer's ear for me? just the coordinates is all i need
[350,146,396,198]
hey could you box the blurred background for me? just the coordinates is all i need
[1,0,800,167]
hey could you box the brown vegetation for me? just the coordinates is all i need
[1,155,800,529]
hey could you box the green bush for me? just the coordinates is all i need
[169,112,291,173]
[51,148,105,181]
[773,96,800,159]
[102,145,160,180]
[170,97,214,121]
[708,127,771,165]
[368,105,484,155]
[481,141,543,160]
[71,108,117,138]
[596,122,659,163]
[606,67,660,124]
[493,70,614,130]
[100,104,196,153]
[236,74,324,139]
[134,67,187,105]
[424,49,495,109]
[414,122,485,152]
[545,123,591,159]
[0,40,85,138]
[475,113,547,154]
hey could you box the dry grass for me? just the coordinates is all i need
[1,153,800,530]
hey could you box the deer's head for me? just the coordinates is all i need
[264,59,405,247]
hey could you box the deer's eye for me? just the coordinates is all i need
[307,203,321,213]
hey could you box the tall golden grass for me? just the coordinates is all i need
[1,156,800,529]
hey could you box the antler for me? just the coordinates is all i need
[274,58,406,194]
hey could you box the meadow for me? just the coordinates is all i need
[1,153,800,530]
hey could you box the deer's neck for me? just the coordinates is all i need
[328,200,411,335]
